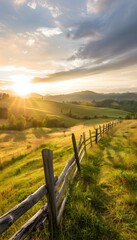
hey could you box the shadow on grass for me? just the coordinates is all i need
[102,131,137,191]
[56,126,137,240]
[57,144,121,240]
[2,130,27,142]
[32,128,47,138]
[0,153,28,170]
[106,149,126,170]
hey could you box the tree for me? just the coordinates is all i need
[0,108,9,119]
[8,113,26,130]
[16,115,26,130]
[125,114,132,120]
[8,113,16,129]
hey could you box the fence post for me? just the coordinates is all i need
[72,133,80,171]
[42,149,57,240]
[99,125,102,137]
[106,123,109,132]
[89,129,92,147]
[95,128,98,144]
[83,132,87,159]
[103,124,105,135]
[108,123,110,130]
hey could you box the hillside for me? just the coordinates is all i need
[0,121,113,239]
[0,119,137,239]
[0,96,128,129]
[58,120,137,240]
[44,91,137,102]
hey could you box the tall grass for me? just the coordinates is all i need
[1,120,137,239]
[58,120,137,240]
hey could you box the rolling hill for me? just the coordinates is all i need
[0,96,128,129]
[44,90,137,102]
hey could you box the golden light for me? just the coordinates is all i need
[45,80,75,94]
[10,74,34,97]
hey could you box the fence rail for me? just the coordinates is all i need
[0,120,119,240]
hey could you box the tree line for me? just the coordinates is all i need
[0,108,65,130]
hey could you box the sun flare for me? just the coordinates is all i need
[11,74,34,96]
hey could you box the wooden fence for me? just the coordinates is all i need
[0,120,119,240]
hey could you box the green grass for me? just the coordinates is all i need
[1,120,137,239]
[57,120,137,240]
[0,97,128,128]
[0,120,105,239]
[0,118,113,167]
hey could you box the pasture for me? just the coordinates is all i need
[0,96,128,128]
[0,97,134,239]
[59,120,137,240]
[0,118,111,239]
[1,120,136,240]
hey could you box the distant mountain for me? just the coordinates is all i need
[44,91,137,102]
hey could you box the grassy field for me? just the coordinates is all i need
[0,118,111,239]
[0,96,128,128]
[0,99,136,240]
[0,118,111,166]
[57,120,137,240]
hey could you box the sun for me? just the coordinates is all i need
[11,74,34,97]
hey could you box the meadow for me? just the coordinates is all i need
[58,120,137,240]
[0,117,112,239]
[0,96,128,129]
[1,120,137,239]
[0,97,134,239]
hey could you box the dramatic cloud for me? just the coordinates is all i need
[31,48,137,84]
[26,0,137,85]
[31,0,137,85]
[0,0,137,93]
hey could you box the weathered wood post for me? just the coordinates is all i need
[103,124,105,135]
[95,128,98,144]
[83,132,87,159]
[110,122,112,129]
[42,149,57,240]
[72,133,80,171]
[106,123,109,132]
[99,125,102,137]
[89,129,92,148]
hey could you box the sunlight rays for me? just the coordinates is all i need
[10,74,34,97]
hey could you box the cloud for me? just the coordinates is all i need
[27,1,37,9]
[26,38,35,46]
[0,0,55,34]
[0,0,137,91]
[30,0,137,84]
[86,0,114,13]
[67,0,137,76]
[37,27,62,37]
[67,19,103,41]
[44,0,87,29]
[31,48,137,84]
[41,2,62,18]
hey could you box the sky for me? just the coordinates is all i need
[0,0,137,95]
